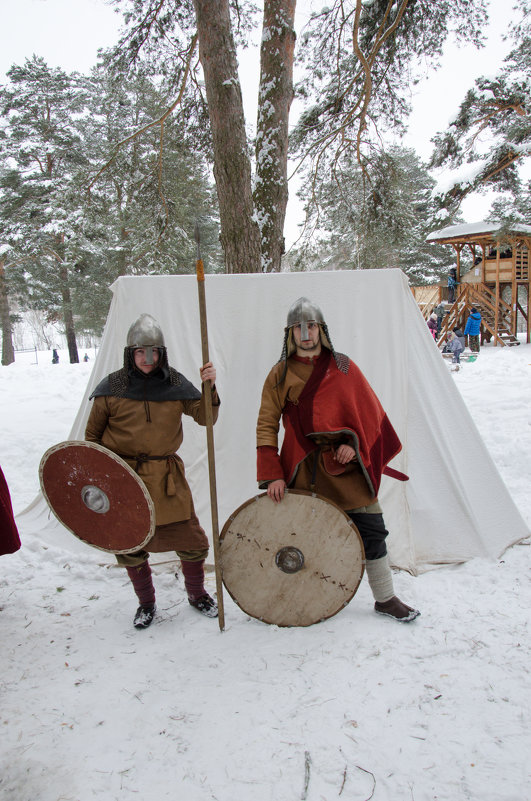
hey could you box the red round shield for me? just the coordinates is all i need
[220,490,365,627]
[39,441,155,554]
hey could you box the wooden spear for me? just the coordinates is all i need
[194,222,225,631]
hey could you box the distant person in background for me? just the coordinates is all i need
[427,313,438,340]
[434,302,446,336]
[464,307,482,352]
[83,353,89,362]
[52,349,59,364]
[452,326,466,351]
[446,331,463,367]
[0,466,21,556]
[447,268,458,304]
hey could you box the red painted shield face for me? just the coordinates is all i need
[39,441,155,554]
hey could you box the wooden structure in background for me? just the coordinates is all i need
[415,221,531,347]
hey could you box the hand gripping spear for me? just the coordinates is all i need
[194,222,225,631]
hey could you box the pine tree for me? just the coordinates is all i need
[429,0,531,209]
[0,56,221,344]
[291,1,487,209]
[111,0,488,273]
[78,60,222,331]
[0,57,94,362]
[293,147,457,284]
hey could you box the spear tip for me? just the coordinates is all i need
[194,220,200,246]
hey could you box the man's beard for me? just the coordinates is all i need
[298,339,321,354]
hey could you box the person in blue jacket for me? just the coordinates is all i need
[464,307,482,352]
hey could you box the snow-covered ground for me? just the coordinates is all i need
[1,343,530,801]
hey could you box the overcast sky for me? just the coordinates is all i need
[0,0,517,244]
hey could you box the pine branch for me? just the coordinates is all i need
[86,33,198,193]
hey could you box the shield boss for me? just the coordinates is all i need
[220,490,365,627]
[39,441,155,554]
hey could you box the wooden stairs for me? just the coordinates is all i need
[436,283,520,348]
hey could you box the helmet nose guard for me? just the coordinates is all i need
[286,297,325,339]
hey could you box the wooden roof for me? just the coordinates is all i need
[426,221,531,246]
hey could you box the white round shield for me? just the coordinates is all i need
[220,489,365,627]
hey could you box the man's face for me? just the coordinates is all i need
[133,347,160,374]
[292,321,321,356]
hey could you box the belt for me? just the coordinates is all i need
[118,452,181,495]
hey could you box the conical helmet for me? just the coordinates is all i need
[126,313,165,365]
[278,296,335,365]
[286,297,325,340]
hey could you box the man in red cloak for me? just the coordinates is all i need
[256,297,419,622]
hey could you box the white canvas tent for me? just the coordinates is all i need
[18,269,529,573]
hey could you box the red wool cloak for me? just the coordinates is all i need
[258,349,406,497]
[1,466,21,555]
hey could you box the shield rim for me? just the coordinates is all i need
[39,440,156,554]
[220,488,365,627]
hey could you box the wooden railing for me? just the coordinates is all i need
[515,248,529,280]
[477,248,529,282]
[411,285,440,319]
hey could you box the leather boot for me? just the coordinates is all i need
[374,596,420,622]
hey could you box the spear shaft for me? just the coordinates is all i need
[194,223,225,631]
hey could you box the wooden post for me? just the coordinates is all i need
[511,247,517,337]
[495,245,500,346]
[194,223,225,631]
[528,256,531,344]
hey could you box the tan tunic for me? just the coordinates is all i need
[257,357,375,511]
[85,388,220,544]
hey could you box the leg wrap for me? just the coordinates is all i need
[180,559,206,600]
[365,555,395,603]
[126,561,156,607]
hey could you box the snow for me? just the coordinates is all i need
[427,219,531,241]
[432,161,486,198]
[1,343,531,800]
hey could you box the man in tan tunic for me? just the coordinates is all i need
[256,298,419,622]
[85,313,220,629]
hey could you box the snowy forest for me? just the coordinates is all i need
[1,0,531,362]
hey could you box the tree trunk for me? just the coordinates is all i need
[118,225,129,277]
[254,0,297,272]
[0,261,15,366]
[194,0,261,273]
[59,261,79,364]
